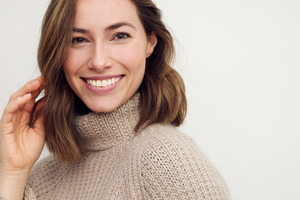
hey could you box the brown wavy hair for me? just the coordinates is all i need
[38,0,187,163]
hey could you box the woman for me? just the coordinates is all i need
[0,0,230,199]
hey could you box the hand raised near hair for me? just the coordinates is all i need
[0,77,46,199]
[0,76,46,176]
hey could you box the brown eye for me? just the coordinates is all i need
[72,37,88,45]
[113,32,131,40]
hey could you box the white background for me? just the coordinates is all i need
[1,0,300,199]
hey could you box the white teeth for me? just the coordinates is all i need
[86,76,122,88]
[96,80,101,87]
[102,80,107,87]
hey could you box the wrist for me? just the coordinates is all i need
[0,167,30,178]
[0,169,29,200]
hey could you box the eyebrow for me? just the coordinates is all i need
[73,22,136,34]
[105,22,136,31]
[73,28,89,34]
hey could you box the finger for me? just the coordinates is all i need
[31,99,46,135]
[9,76,45,102]
[30,77,47,100]
[9,77,46,130]
[23,84,46,115]
[22,76,47,115]
[34,98,45,115]
[1,93,32,131]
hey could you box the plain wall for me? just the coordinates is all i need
[1,0,300,199]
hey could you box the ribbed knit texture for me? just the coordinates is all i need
[13,93,230,199]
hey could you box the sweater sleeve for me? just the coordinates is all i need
[23,185,37,200]
[22,156,70,200]
[139,125,231,200]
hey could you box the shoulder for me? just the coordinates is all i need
[138,124,208,165]
[136,124,231,199]
[138,124,203,158]
[26,155,71,197]
[139,123,193,141]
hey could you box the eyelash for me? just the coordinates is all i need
[112,32,131,40]
[71,32,131,45]
[72,37,88,45]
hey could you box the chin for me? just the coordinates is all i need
[85,100,122,113]
[92,107,116,113]
[80,92,133,113]
[86,104,116,113]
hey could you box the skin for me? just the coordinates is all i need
[64,0,157,112]
[0,77,46,200]
[0,0,156,199]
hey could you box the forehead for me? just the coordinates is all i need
[74,0,140,28]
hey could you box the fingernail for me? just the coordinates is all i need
[23,93,31,99]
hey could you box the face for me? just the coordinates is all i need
[63,0,157,112]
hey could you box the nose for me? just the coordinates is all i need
[88,42,112,71]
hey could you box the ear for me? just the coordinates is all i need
[146,32,157,58]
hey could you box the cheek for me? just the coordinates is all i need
[63,50,85,78]
[62,50,84,93]
[63,51,75,77]
[115,43,148,72]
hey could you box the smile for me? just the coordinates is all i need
[85,76,122,88]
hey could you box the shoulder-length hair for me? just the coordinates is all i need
[38,0,187,163]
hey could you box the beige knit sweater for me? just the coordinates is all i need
[3,94,231,199]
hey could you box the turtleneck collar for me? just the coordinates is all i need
[74,93,140,151]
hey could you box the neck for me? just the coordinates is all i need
[74,93,141,151]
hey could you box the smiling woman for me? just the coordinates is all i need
[64,0,157,113]
[0,0,230,199]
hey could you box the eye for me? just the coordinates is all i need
[112,32,131,40]
[72,37,88,45]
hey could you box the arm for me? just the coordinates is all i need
[0,77,46,200]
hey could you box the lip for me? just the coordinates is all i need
[82,75,124,94]
[82,75,123,81]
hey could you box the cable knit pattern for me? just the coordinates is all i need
[19,93,230,199]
